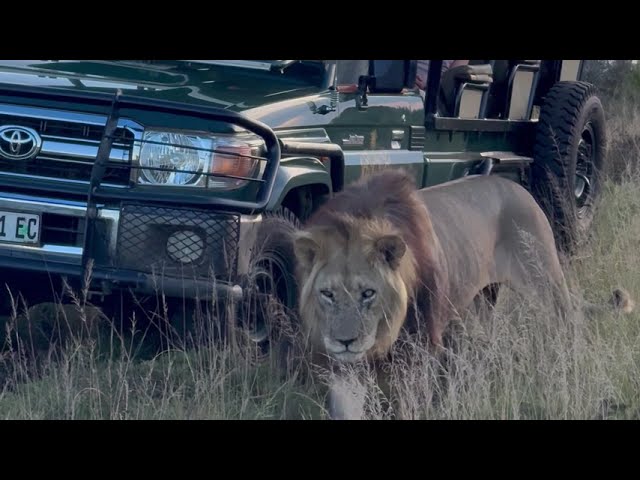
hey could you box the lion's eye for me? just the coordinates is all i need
[320,289,334,300]
[362,289,376,300]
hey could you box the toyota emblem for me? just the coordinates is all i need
[0,125,43,161]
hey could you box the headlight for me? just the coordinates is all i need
[137,129,263,190]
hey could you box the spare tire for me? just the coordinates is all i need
[531,81,607,255]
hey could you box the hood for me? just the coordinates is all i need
[0,60,326,112]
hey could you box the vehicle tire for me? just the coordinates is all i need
[239,207,301,353]
[531,81,607,255]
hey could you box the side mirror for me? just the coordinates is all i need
[368,60,417,93]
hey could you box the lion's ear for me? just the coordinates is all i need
[293,231,321,270]
[374,234,407,269]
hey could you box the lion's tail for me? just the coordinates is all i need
[582,287,635,316]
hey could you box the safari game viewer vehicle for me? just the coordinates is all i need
[0,60,606,338]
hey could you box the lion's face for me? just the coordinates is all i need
[310,255,392,363]
[293,218,416,364]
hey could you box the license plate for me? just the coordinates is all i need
[0,210,41,245]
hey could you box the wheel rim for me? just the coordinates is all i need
[243,252,295,344]
[575,122,596,217]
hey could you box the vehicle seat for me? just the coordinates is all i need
[438,63,494,118]
[504,60,541,120]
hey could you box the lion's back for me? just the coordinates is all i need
[306,169,420,227]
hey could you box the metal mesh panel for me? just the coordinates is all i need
[116,204,240,279]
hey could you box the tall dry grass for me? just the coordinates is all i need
[2,169,639,420]
[1,116,640,420]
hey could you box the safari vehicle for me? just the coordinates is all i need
[0,60,605,338]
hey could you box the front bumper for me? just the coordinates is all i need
[0,253,245,301]
[0,191,262,301]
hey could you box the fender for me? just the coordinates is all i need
[267,156,333,212]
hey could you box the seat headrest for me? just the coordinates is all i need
[451,64,494,84]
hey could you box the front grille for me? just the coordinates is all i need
[115,204,240,279]
[41,213,85,247]
[1,115,113,143]
[0,106,137,187]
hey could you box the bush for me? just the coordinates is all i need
[582,60,640,181]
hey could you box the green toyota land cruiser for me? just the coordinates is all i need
[0,60,606,338]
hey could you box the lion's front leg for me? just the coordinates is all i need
[327,372,367,420]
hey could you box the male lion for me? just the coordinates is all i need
[292,169,632,419]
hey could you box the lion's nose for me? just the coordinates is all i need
[337,337,357,348]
